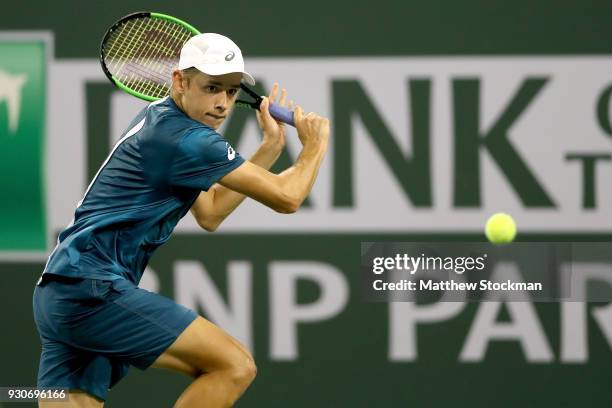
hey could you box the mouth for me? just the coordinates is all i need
[206,113,226,120]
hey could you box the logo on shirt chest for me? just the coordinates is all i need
[226,142,236,160]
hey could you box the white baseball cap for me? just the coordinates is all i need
[178,33,255,86]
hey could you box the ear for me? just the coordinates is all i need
[172,70,187,95]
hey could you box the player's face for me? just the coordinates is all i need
[173,70,242,129]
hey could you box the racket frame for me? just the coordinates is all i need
[99,11,200,102]
[100,11,294,125]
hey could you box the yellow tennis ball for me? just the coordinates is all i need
[485,213,516,244]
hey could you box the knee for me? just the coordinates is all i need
[229,355,257,388]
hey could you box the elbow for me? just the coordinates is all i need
[275,204,298,214]
[196,217,221,232]
[273,194,301,214]
[202,224,218,232]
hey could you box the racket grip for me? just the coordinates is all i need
[269,103,295,127]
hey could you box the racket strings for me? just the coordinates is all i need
[125,18,170,95]
[111,18,173,95]
[103,16,193,99]
[105,18,148,88]
[107,17,146,76]
[138,18,189,97]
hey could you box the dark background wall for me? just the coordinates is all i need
[1,1,611,407]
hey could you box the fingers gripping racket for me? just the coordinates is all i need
[100,12,295,126]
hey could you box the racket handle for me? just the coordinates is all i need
[269,103,295,127]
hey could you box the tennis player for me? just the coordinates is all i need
[33,33,329,408]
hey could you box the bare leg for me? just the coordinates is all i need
[39,390,103,408]
[152,316,256,408]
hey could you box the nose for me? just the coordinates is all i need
[214,92,228,113]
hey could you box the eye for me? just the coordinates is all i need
[205,85,217,93]
[228,88,238,97]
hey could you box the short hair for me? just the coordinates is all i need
[181,67,200,79]
[170,67,200,97]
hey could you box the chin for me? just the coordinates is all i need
[205,118,225,130]
[198,118,217,129]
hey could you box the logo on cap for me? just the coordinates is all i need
[225,51,235,61]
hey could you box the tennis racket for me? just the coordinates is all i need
[99,11,295,126]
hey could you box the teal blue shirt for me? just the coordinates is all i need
[43,97,244,284]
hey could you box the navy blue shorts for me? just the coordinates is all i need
[32,274,198,401]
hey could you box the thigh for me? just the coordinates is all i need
[34,276,195,398]
[36,338,125,403]
[100,279,199,369]
[152,316,253,376]
[34,282,129,402]
[37,277,198,370]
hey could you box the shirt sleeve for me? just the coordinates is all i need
[169,128,245,191]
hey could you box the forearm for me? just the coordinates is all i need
[209,141,282,209]
[214,109,330,215]
[249,140,282,170]
[191,142,283,230]
[275,142,327,209]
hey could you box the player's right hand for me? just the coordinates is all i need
[294,106,330,149]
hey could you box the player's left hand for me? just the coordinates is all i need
[256,82,293,150]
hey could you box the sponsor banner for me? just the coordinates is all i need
[4,235,612,406]
[43,55,612,234]
[3,32,612,247]
[0,34,48,253]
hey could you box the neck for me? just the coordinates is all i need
[170,91,186,114]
